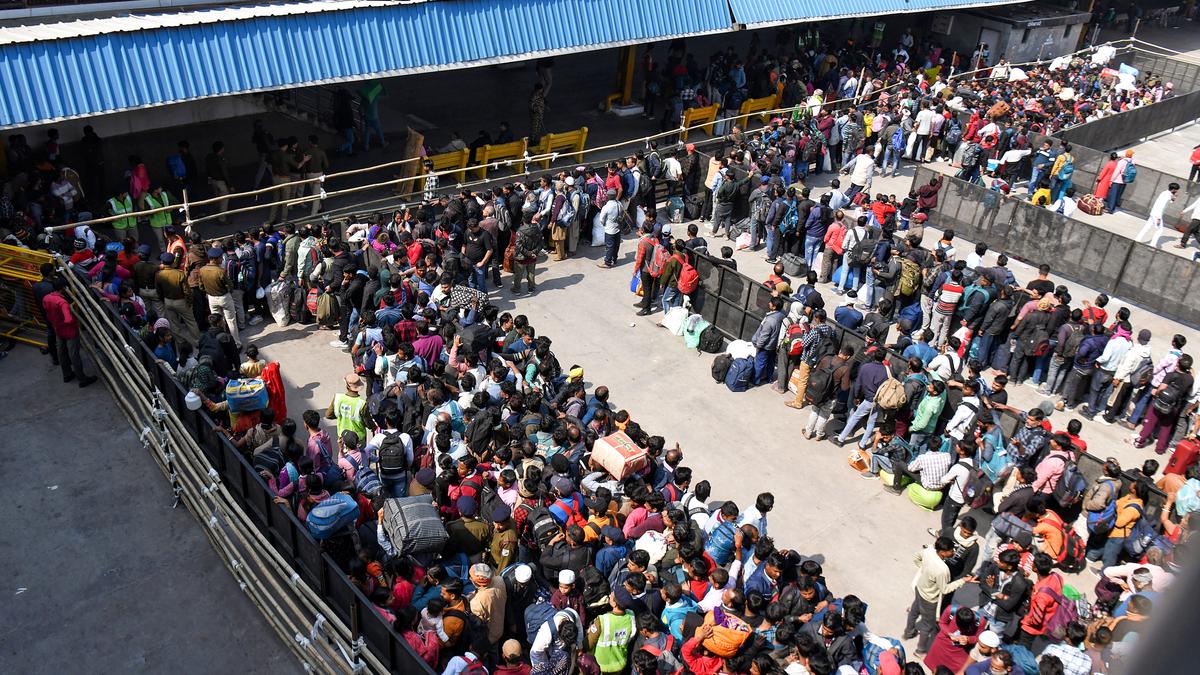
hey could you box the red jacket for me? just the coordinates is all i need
[1021,572,1064,635]
[42,291,79,339]
[682,637,723,675]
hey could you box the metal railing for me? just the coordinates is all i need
[58,261,435,674]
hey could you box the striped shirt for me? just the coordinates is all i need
[935,282,964,315]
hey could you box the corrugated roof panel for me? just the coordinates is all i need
[0,0,734,128]
[728,0,1032,28]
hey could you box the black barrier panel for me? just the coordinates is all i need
[1058,89,1200,151]
[1132,53,1200,93]
[324,556,356,624]
[1116,244,1200,328]
[1116,164,1198,223]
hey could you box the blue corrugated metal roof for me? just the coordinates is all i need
[0,0,734,128]
[728,0,1029,28]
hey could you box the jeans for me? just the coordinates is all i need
[912,134,930,162]
[468,265,488,292]
[920,294,935,330]
[883,146,902,176]
[803,236,822,268]
[805,399,836,437]
[57,334,87,380]
[382,475,409,498]
[1085,369,1116,415]
[836,263,861,293]
[959,165,980,184]
[1042,356,1070,395]
[862,267,878,308]
[1028,166,1046,195]
[1127,385,1153,425]
[749,219,765,249]
[765,226,780,260]
[604,232,621,266]
[363,116,386,150]
[973,334,997,368]
[941,498,965,535]
[753,348,776,386]
[929,312,954,347]
[1062,367,1091,408]
[661,286,683,311]
[711,202,735,237]
[1032,343,1055,385]
[1105,182,1126,213]
[838,400,880,448]
[868,453,895,475]
[1100,536,1126,568]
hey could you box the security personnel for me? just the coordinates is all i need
[143,185,175,251]
[108,190,137,243]
[326,372,369,440]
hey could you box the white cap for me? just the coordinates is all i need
[565,176,575,186]
[978,630,1001,648]
[558,569,576,585]
[513,564,532,584]
[185,391,202,411]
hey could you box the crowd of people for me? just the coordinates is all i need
[8,17,1200,675]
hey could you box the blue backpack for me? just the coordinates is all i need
[1001,644,1039,675]
[705,518,738,565]
[890,127,905,151]
[344,452,382,497]
[1123,162,1138,182]
[781,200,801,233]
[524,601,557,643]
[306,492,360,540]
[1085,479,1119,534]
[1123,503,1157,557]
[724,357,754,392]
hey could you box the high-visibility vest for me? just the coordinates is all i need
[108,195,135,230]
[333,393,366,440]
[144,191,173,228]
[592,612,634,673]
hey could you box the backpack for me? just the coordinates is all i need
[494,198,513,232]
[961,143,982,168]
[897,258,921,296]
[647,241,671,277]
[959,461,995,510]
[1059,527,1087,573]
[1153,379,1188,416]
[944,118,963,145]
[1041,587,1080,642]
[1085,479,1119,535]
[313,435,347,490]
[874,371,907,410]
[306,493,360,540]
[443,607,492,658]
[711,353,733,383]
[698,325,724,354]
[725,357,755,392]
[458,654,487,675]
[1059,324,1086,359]
[524,601,558,643]
[522,504,560,548]
[958,284,989,313]
[1123,503,1157,557]
[557,193,577,225]
[377,431,410,481]
[299,244,321,281]
[1022,325,1051,359]
[750,193,770,223]
[1123,162,1137,183]
[1129,356,1154,388]
[344,452,383,497]
[552,494,589,530]
[890,127,905,151]
[850,229,880,266]
[516,225,544,260]
[785,323,807,357]
[1057,159,1074,180]
[676,256,699,294]
[1050,454,1087,508]
[806,358,839,405]
[781,200,801,234]
[236,246,258,292]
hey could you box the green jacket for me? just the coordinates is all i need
[279,233,302,279]
[911,391,946,434]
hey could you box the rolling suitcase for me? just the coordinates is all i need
[1165,438,1199,476]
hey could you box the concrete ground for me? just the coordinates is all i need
[1126,121,1200,185]
[0,349,297,673]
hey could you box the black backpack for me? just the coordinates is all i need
[805,357,837,405]
[253,437,286,478]
[443,607,492,657]
[698,325,724,353]
[377,430,409,481]
[850,229,879,265]
[1058,324,1086,359]
[1153,379,1188,416]
[1051,454,1088,508]
[711,353,733,383]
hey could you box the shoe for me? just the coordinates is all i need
[1054,400,1066,411]
[248,316,264,326]
[1119,420,1137,430]
[925,528,941,537]
[830,436,846,447]
[1099,417,1113,426]
[63,373,76,384]
[637,309,651,316]
[765,258,778,264]
[1036,387,1051,396]
[596,262,612,268]
[814,434,827,442]
[329,340,350,349]
[511,287,521,293]
[785,401,805,409]
[78,375,98,388]
[860,471,879,480]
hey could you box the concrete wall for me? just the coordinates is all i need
[938,14,1085,65]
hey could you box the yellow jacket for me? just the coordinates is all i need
[1112,495,1144,539]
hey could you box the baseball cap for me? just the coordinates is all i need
[661,224,673,236]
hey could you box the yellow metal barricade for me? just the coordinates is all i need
[0,243,52,347]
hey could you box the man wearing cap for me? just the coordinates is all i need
[131,244,163,320]
[467,562,507,651]
[597,188,624,268]
[496,640,529,675]
[198,246,241,347]
[326,373,370,441]
[488,504,518,570]
[447,496,491,562]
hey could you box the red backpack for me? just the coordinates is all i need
[676,255,699,294]
[785,322,808,356]
[553,494,588,529]
[647,240,670,277]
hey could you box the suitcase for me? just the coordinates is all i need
[1078,193,1105,216]
[781,253,807,277]
[1165,438,1200,476]
[382,496,449,555]
[591,431,651,480]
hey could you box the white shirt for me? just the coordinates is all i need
[531,609,581,656]
[1050,196,1078,217]
[738,505,769,537]
[929,351,961,381]
[1149,190,1175,221]
[943,457,973,503]
[845,154,876,187]
[827,188,849,211]
[946,396,981,440]
[1181,195,1200,219]
[663,156,682,181]
[914,109,935,135]
[599,199,624,235]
